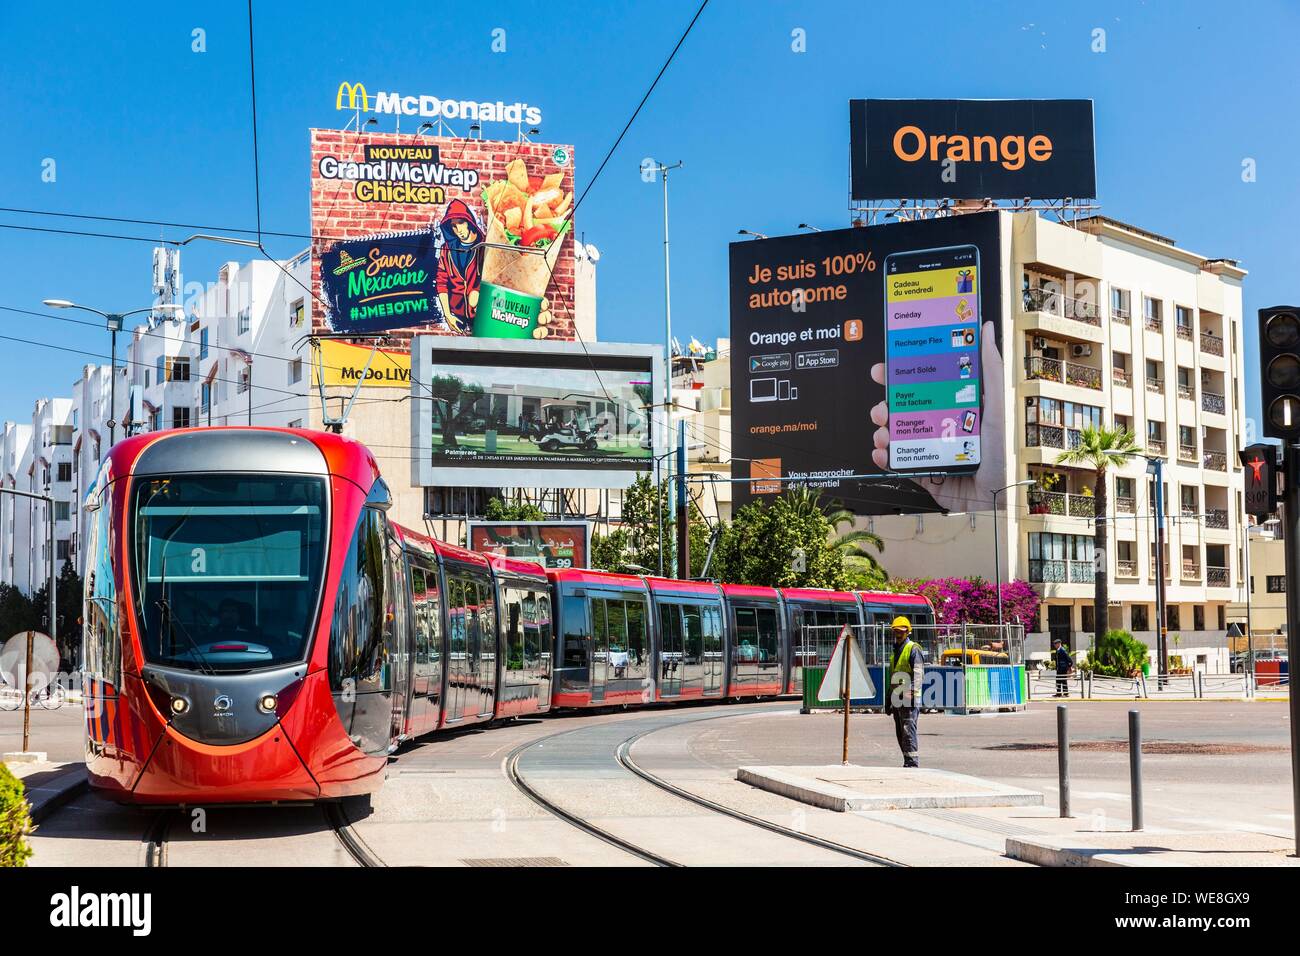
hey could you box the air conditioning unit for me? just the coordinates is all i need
[1072,344,1093,358]
[1033,337,1047,350]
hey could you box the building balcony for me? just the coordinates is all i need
[1146,378,1165,396]
[1144,315,1163,333]
[1111,306,1131,325]
[1181,561,1202,582]
[1202,391,1226,415]
[1204,509,1229,530]
[1207,566,1230,588]
[1025,424,1083,451]
[1116,559,1138,579]
[1112,367,1131,388]
[1176,383,1195,401]
[1024,356,1102,391]
[1029,559,1096,584]
[1175,324,1195,343]
[1203,451,1227,472]
[1027,490,1095,518]
[1200,332,1224,356]
[1116,495,1136,514]
[1178,443,1198,464]
[1022,288,1102,327]
[1146,438,1167,457]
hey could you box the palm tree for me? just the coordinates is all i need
[827,506,886,580]
[1056,424,1144,645]
[780,488,887,579]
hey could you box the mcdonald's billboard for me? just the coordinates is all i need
[310,127,576,340]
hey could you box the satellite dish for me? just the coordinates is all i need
[0,632,60,693]
[584,243,601,263]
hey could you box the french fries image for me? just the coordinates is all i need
[481,158,571,300]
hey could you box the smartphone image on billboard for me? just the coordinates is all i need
[883,243,981,474]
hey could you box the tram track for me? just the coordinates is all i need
[503,704,903,867]
[141,811,170,867]
[505,734,682,867]
[322,800,387,867]
[614,730,906,867]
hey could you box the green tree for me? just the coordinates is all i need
[0,584,39,645]
[589,474,712,577]
[825,501,886,584]
[1056,424,1143,646]
[0,763,33,867]
[483,497,547,522]
[712,488,852,589]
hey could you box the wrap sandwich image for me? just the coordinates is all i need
[476,157,573,339]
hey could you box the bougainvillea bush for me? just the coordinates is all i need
[886,577,1040,628]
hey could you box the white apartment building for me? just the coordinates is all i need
[24,397,76,587]
[1,422,34,591]
[69,363,124,575]
[867,211,1246,664]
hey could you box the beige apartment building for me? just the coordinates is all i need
[855,211,1248,661]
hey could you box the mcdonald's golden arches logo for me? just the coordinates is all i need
[336,81,369,112]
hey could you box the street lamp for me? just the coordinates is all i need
[647,158,683,568]
[1145,454,1169,686]
[42,299,183,445]
[737,229,768,240]
[992,479,1036,628]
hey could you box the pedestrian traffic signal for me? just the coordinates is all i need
[1259,306,1300,438]
[1239,443,1278,520]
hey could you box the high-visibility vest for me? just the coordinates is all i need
[892,639,918,675]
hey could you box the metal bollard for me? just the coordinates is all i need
[1057,704,1070,818]
[1129,709,1143,831]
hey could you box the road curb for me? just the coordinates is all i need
[738,765,1044,812]
[25,765,89,825]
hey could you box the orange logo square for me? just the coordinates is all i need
[751,458,781,495]
[844,319,863,341]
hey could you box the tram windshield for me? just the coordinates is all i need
[131,475,327,672]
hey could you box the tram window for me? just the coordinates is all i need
[329,508,387,692]
[447,578,467,669]
[682,605,704,662]
[536,593,552,667]
[505,588,525,674]
[134,475,327,673]
[85,492,121,686]
[560,591,588,668]
[411,567,431,667]
[626,599,647,676]
[755,607,778,667]
[520,590,542,671]
[476,579,495,665]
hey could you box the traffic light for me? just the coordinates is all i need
[1239,443,1278,520]
[1259,306,1300,439]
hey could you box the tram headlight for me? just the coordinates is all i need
[257,693,278,714]
[170,696,190,715]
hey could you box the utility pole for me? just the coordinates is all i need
[1147,455,1168,686]
[1283,444,1300,856]
[652,159,683,577]
[675,420,689,579]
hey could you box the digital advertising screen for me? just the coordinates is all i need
[467,521,591,569]
[411,337,662,490]
[728,212,1006,515]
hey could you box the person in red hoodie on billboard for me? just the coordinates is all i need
[435,198,485,334]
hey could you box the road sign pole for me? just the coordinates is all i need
[842,630,851,766]
[22,630,33,754]
[1282,444,1300,855]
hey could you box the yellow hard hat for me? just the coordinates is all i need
[891,616,912,632]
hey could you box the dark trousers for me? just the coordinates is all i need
[1055,674,1069,697]
[892,707,920,768]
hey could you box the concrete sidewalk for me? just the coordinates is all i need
[739,765,1042,811]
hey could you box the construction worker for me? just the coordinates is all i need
[884,616,924,768]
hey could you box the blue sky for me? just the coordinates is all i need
[1,0,1291,431]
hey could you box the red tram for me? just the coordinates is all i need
[81,428,932,804]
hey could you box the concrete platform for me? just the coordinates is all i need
[737,764,1044,812]
[1007,830,1300,867]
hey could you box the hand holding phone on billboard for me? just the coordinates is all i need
[869,318,1005,514]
